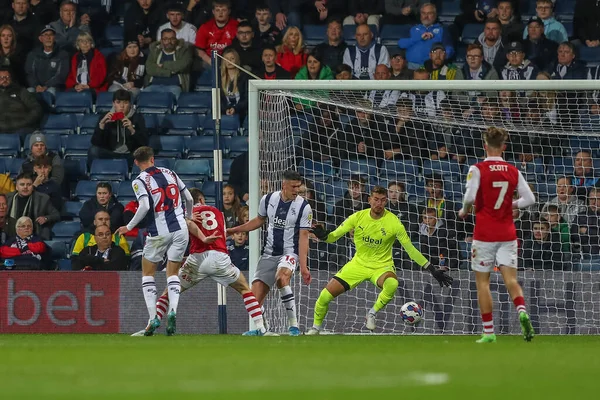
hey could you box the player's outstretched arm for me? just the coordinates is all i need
[117,196,150,236]
[226,216,266,235]
[311,212,358,243]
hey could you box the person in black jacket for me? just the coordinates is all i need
[417,207,458,270]
[25,25,71,95]
[106,41,146,101]
[521,220,567,270]
[88,89,148,168]
[31,155,63,212]
[79,182,124,233]
[124,0,167,48]
[227,229,249,271]
[72,224,128,271]
[574,0,600,47]
[257,45,290,79]
[225,21,262,72]
[220,48,249,123]
[314,19,347,71]
[228,150,249,203]
[523,16,558,71]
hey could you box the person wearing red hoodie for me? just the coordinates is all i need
[66,31,107,95]
[276,26,307,78]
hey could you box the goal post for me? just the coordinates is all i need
[247,78,600,335]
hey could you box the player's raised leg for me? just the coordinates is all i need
[499,266,534,341]
[474,271,496,343]
[306,277,347,335]
[367,270,399,331]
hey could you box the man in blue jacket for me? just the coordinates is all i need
[398,3,454,70]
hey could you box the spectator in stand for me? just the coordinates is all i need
[332,174,369,226]
[366,64,399,110]
[184,0,211,28]
[79,183,124,232]
[144,29,192,97]
[253,3,281,47]
[227,228,249,271]
[523,0,568,44]
[574,0,600,48]
[398,3,454,70]
[456,43,499,81]
[542,204,573,252]
[50,0,92,54]
[500,41,539,80]
[0,193,7,244]
[291,0,346,29]
[89,90,148,168]
[425,42,458,80]
[195,0,238,66]
[0,25,26,87]
[0,216,51,270]
[65,32,108,95]
[344,0,384,30]
[334,63,353,79]
[0,66,42,135]
[542,176,587,226]
[221,183,241,228]
[546,42,587,80]
[382,0,425,26]
[576,187,600,257]
[477,18,506,72]
[25,25,70,96]
[572,150,599,190]
[267,0,300,31]
[226,21,262,72]
[418,207,457,269]
[454,0,500,41]
[406,67,447,118]
[219,48,248,121]
[343,23,389,80]
[237,205,249,224]
[521,220,565,270]
[29,0,58,26]
[524,16,558,71]
[258,44,290,79]
[314,19,347,71]
[296,105,340,165]
[497,0,523,43]
[276,26,307,78]
[388,98,428,160]
[72,224,128,271]
[6,173,59,240]
[228,150,248,203]
[7,0,40,54]
[387,180,419,236]
[294,48,334,110]
[390,50,411,80]
[20,132,64,186]
[72,209,129,260]
[106,41,146,100]
[124,0,166,49]
[31,155,62,212]
[157,2,196,46]
[424,174,458,232]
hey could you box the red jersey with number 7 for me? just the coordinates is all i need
[189,204,228,254]
[469,159,520,242]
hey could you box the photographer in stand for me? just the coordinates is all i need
[87,89,148,169]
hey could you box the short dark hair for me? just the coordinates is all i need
[262,44,276,55]
[282,170,302,182]
[387,181,405,191]
[15,172,33,182]
[94,209,110,219]
[371,186,387,196]
[113,89,131,102]
[335,64,352,75]
[213,0,231,9]
[33,155,52,167]
[545,204,560,213]
[255,3,270,12]
[0,66,12,76]
[96,181,113,194]
[423,207,437,216]
[189,188,204,204]
[161,28,176,38]
[59,0,76,9]
[426,175,444,187]
[485,18,502,29]
[133,146,155,163]
[237,21,253,30]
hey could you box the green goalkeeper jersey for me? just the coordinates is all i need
[325,209,429,269]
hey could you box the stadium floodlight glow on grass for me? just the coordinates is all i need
[247,79,600,334]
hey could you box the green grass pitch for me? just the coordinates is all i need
[1,334,599,400]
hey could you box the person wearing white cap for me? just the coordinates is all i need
[20,131,65,186]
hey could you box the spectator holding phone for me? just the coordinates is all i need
[88,89,148,168]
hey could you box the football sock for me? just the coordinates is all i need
[482,312,494,335]
[513,296,527,314]
[372,277,399,313]
[279,285,298,328]
[167,275,181,313]
[313,288,334,328]
[243,292,265,331]
[156,293,169,321]
[142,276,157,319]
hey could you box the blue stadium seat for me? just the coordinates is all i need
[440,1,462,17]
[222,158,233,181]
[423,159,462,179]
[90,159,129,181]
[447,182,464,201]
[551,157,574,175]
[117,180,136,201]
[579,47,600,65]
[406,181,426,203]
[8,158,24,179]
[461,24,484,44]
[379,160,418,183]
[52,221,82,239]
[95,92,114,113]
[537,182,557,202]
[570,137,600,156]
[37,90,54,109]
[187,136,216,159]
[58,259,72,270]
[63,201,83,220]
[0,159,6,173]
[63,135,92,159]
[555,0,574,18]
[563,21,573,38]
[104,24,124,48]
[226,136,247,158]
[303,25,327,45]
[298,159,334,182]
[201,180,217,199]
[142,114,158,135]
[79,114,101,135]
[161,114,200,136]
[74,180,99,201]
[339,159,378,180]
[63,158,87,183]
[47,240,68,259]
[455,43,467,64]
[193,69,213,90]
[379,24,411,45]
[176,92,212,114]
[0,134,21,157]
[24,133,61,155]
[98,47,119,60]
[136,92,174,114]
[54,91,93,114]
[174,159,211,181]
[322,180,348,201]
[42,114,78,135]
[149,135,186,158]
[203,115,240,136]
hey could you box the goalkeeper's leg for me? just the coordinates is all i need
[475,271,496,343]
[366,272,399,331]
[307,277,348,334]
[499,265,534,342]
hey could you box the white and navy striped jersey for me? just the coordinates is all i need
[132,167,187,237]
[258,191,312,257]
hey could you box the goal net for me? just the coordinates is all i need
[247,79,600,335]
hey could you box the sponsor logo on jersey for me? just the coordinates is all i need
[362,235,382,246]
[272,215,289,229]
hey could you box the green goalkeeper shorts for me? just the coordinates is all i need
[334,259,396,290]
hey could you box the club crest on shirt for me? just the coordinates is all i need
[381,228,387,236]
[133,183,140,194]
[467,171,473,181]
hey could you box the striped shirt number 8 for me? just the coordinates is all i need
[200,211,218,231]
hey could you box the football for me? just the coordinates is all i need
[400,302,423,325]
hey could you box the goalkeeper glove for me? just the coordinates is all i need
[310,225,331,241]
[426,263,453,288]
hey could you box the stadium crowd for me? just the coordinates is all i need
[0,0,599,271]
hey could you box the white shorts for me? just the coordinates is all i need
[179,250,241,290]
[252,254,297,288]
[143,228,189,263]
[471,240,518,273]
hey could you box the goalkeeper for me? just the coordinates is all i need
[307,186,453,334]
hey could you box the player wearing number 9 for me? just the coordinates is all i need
[458,127,536,343]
